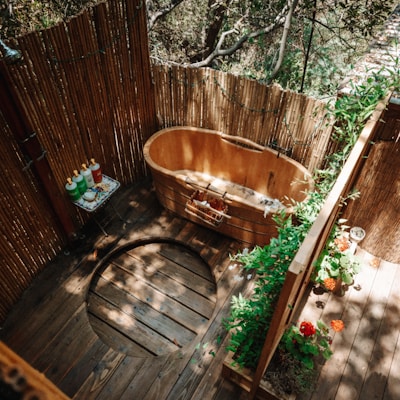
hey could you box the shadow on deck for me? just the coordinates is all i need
[0,179,251,400]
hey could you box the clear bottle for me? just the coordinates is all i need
[89,158,102,183]
[72,169,87,194]
[65,178,81,201]
[80,163,95,188]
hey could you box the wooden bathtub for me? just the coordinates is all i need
[143,126,313,246]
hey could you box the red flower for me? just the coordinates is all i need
[300,321,316,337]
[330,320,345,332]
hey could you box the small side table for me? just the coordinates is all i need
[73,175,121,235]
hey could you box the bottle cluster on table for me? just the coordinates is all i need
[65,158,102,201]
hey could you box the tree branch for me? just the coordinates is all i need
[188,3,292,68]
[147,0,184,31]
[269,0,299,80]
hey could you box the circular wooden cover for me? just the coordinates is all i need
[87,240,217,356]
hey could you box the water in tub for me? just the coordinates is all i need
[175,170,283,217]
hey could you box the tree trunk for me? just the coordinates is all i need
[190,0,232,62]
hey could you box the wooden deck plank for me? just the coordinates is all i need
[384,327,400,400]
[88,312,154,357]
[158,244,215,281]
[125,243,217,300]
[364,262,400,400]
[88,293,180,355]
[34,304,98,384]
[97,263,213,328]
[334,256,398,400]
[93,355,147,400]
[301,250,380,400]
[71,347,126,400]
[118,356,176,400]
[90,275,198,347]
[109,257,216,318]
[23,300,94,365]
[2,259,95,358]
[368,261,400,399]
[57,340,110,397]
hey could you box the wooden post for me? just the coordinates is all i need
[247,93,391,399]
[0,60,76,240]
[0,341,70,399]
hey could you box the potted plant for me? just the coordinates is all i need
[264,319,345,397]
[313,223,362,295]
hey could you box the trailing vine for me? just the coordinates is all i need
[224,66,398,371]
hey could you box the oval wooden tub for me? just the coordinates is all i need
[143,126,313,246]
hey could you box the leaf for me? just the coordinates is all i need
[342,272,353,284]
[322,348,333,360]
[301,355,314,369]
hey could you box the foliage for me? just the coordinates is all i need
[224,70,395,372]
[225,211,308,369]
[266,319,344,394]
[282,320,333,370]
[0,0,98,38]
[313,223,361,285]
[1,1,396,98]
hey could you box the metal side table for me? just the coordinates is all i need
[73,175,122,236]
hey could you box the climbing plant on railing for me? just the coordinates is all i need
[224,66,398,380]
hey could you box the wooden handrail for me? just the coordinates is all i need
[220,133,266,152]
[248,92,391,399]
[0,341,70,399]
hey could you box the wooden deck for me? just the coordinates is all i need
[1,179,399,400]
[296,249,400,400]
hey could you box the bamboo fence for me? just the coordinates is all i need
[0,0,336,323]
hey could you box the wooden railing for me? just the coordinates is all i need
[0,341,70,399]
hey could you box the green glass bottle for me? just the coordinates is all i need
[65,178,81,201]
[72,169,87,194]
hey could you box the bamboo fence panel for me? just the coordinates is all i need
[0,115,64,320]
[0,0,153,323]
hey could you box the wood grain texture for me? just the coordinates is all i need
[1,182,399,400]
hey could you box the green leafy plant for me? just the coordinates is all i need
[282,320,333,370]
[314,222,362,287]
[225,69,395,374]
[315,239,361,286]
[265,319,345,395]
[225,210,309,369]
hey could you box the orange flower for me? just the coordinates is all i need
[334,237,350,252]
[330,319,345,332]
[324,277,337,291]
[300,321,316,337]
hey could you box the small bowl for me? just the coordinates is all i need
[350,227,366,243]
[83,191,97,202]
